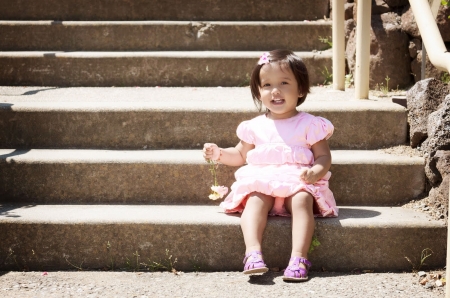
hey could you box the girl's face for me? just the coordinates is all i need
[258,63,302,120]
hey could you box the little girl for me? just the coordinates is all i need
[203,49,338,282]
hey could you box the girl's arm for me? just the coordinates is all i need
[300,139,332,184]
[203,141,255,167]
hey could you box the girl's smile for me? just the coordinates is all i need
[258,63,302,120]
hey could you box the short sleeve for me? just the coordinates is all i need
[306,116,334,146]
[236,121,255,144]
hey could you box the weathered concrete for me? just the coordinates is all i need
[0,0,329,21]
[0,149,424,206]
[0,51,332,87]
[0,21,332,51]
[0,88,407,150]
[0,204,445,271]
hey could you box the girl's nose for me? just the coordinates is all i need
[271,87,280,95]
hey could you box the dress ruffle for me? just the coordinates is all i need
[219,164,338,217]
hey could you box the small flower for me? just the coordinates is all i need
[206,159,228,200]
[211,185,229,198]
[209,193,221,200]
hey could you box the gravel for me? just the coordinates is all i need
[0,270,445,297]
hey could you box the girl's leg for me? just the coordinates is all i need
[240,192,274,253]
[285,191,315,259]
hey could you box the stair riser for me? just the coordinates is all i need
[0,22,332,51]
[0,0,329,21]
[0,54,330,87]
[0,109,407,150]
[0,161,424,206]
[0,220,444,271]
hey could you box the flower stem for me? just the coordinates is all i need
[208,160,218,186]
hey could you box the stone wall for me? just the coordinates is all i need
[406,79,450,220]
[334,0,450,89]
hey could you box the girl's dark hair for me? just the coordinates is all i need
[250,49,310,111]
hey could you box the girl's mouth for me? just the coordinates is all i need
[271,99,285,105]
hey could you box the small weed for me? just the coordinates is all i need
[64,255,85,271]
[189,254,204,272]
[345,73,354,88]
[318,36,333,49]
[4,248,21,270]
[404,248,433,272]
[126,250,142,272]
[308,235,321,254]
[321,66,333,85]
[143,249,178,273]
[106,241,115,270]
[441,72,450,84]
[239,73,251,87]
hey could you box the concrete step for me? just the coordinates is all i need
[0,149,424,206]
[0,87,407,150]
[0,51,331,87]
[0,0,329,21]
[0,21,332,52]
[0,204,444,271]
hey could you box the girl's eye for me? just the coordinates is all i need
[262,83,270,87]
[281,81,288,85]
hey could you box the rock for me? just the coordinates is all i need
[436,150,450,177]
[383,0,409,8]
[436,279,443,287]
[345,3,354,20]
[345,19,356,44]
[425,155,442,187]
[408,41,417,59]
[418,271,427,277]
[346,12,411,89]
[424,281,435,289]
[410,50,446,84]
[425,96,450,156]
[406,79,448,147]
[437,5,450,42]
[401,5,420,38]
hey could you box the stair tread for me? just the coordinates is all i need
[0,86,403,109]
[0,20,332,25]
[0,149,423,164]
[0,51,330,57]
[0,204,442,227]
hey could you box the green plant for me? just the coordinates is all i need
[441,72,450,84]
[345,73,354,88]
[404,248,433,272]
[143,249,178,272]
[308,235,321,254]
[64,255,85,271]
[126,250,142,272]
[321,66,333,85]
[318,36,333,49]
[106,241,115,270]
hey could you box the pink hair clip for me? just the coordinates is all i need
[258,52,270,65]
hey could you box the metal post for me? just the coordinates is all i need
[354,0,372,99]
[332,0,345,90]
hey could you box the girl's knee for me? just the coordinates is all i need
[246,192,275,208]
[289,192,314,209]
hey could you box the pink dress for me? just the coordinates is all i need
[219,112,338,217]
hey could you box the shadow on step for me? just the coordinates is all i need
[0,204,35,218]
[335,208,381,220]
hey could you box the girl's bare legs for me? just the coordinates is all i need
[240,192,274,253]
[285,191,315,263]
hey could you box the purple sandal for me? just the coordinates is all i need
[243,251,269,274]
[282,256,311,281]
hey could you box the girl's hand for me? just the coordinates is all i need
[299,167,318,184]
[203,143,221,161]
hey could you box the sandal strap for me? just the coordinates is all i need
[243,251,264,264]
[288,257,312,269]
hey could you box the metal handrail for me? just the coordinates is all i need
[332,0,449,99]
[411,0,450,76]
